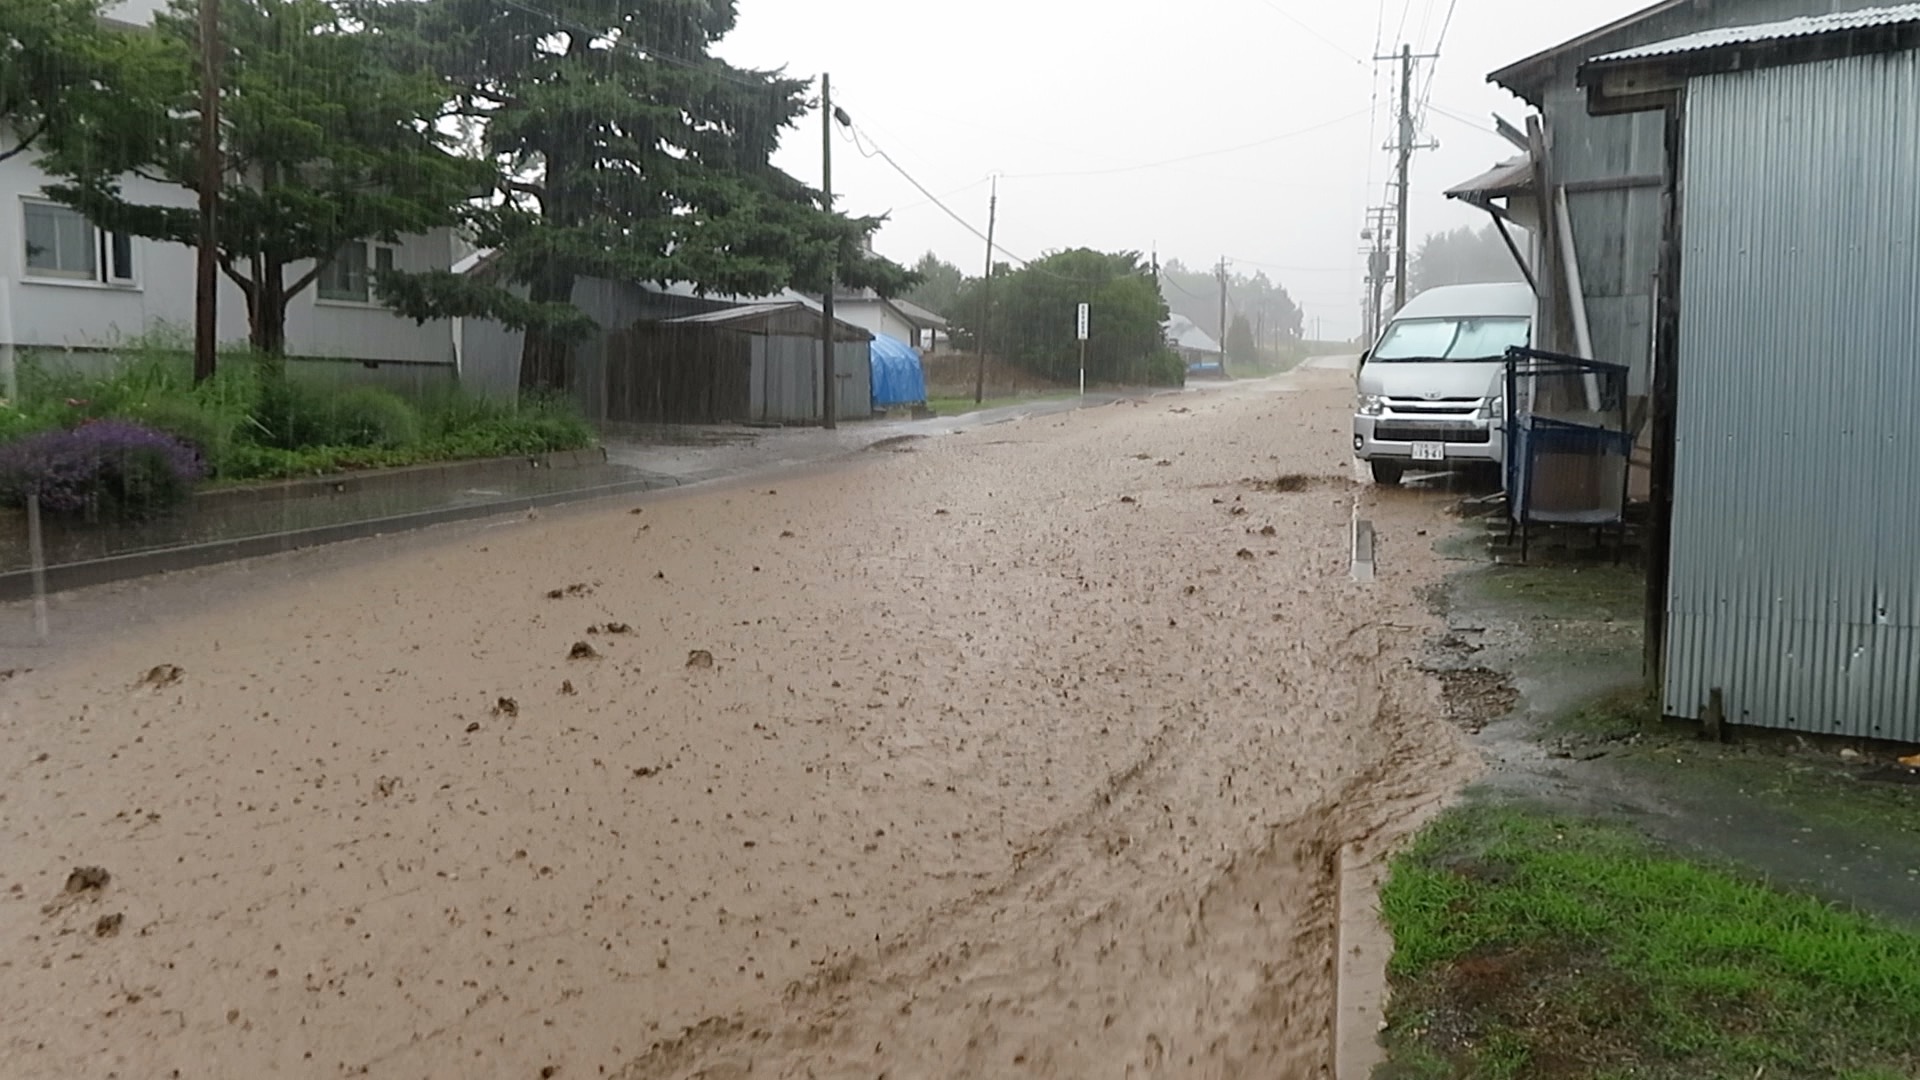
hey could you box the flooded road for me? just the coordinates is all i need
[0,368,1474,1078]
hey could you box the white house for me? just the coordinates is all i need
[818,288,947,352]
[0,0,458,392]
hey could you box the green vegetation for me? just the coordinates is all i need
[1380,804,1920,1080]
[949,249,1172,387]
[38,0,489,357]
[925,392,1075,417]
[20,0,911,391]
[1,345,594,488]
[361,0,911,394]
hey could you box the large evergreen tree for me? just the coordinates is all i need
[1225,313,1256,368]
[364,0,912,394]
[38,0,488,356]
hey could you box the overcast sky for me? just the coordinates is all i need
[717,0,1650,338]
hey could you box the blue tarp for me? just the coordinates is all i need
[869,333,927,408]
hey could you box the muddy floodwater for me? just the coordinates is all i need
[0,369,1475,1078]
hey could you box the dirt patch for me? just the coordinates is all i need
[1431,667,1520,733]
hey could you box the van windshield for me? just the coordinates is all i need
[1373,316,1529,362]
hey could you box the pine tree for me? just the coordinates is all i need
[365,0,912,394]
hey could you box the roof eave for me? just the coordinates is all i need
[1578,19,1920,113]
[1488,0,1691,102]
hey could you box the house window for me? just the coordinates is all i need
[22,199,135,285]
[317,241,397,304]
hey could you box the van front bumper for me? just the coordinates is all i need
[1353,415,1503,464]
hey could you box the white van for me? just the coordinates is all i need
[1353,282,1534,486]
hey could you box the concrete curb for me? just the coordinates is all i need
[0,470,680,602]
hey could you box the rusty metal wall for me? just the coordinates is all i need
[1664,50,1920,741]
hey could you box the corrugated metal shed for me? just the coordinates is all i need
[1663,48,1920,741]
[1595,3,1920,61]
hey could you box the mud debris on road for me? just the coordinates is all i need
[0,368,1474,1078]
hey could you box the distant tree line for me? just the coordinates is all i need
[909,250,1181,387]
[1409,223,1529,295]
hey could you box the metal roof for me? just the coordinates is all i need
[1444,157,1535,206]
[661,303,801,326]
[1162,315,1221,354]
[1594,3,1920,62]
[1489,0,1688,96]
[891,299,950,328]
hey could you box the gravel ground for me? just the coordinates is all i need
[0,368,1474,1079]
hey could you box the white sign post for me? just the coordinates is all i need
[1075,303,1089,396]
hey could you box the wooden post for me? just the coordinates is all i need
[27,494,48,643]
[1701,687,1725,743]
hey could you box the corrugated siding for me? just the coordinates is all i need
[1666,50,1920,739]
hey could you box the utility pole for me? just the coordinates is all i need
[1359,205,1395,343]
[1376,44,1439,316]
[973,175,998,405]
[819,72,837,429]
[194,0,221,384]
[1217,257,1229,378]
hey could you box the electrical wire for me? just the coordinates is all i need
[1415,0,1462,126]
[1225,256,1360,273]
[1246,0,1371,67]
[1000,109,1371,180]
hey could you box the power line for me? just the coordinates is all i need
[1415,0,1462,124]
[1224,256,1359,273]
[1001,109,1371,180]
[1246,0,1371,67]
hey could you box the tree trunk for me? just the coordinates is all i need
[518,270,575,394]
[250,257,288,356]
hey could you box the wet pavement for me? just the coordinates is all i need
[0,393,1157,581]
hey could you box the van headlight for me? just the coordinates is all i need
[1358,394,1387,417]
[1477,395,1503,421]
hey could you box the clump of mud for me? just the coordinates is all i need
[1433,668,1520,733]
[1244,474,1351,495]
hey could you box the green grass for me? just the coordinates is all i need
[925,392,1074,416]
[1464,562,1646,624]
[1378,804,1920,1079]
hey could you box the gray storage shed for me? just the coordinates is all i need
[1580,5,1920,741]
[604,303,873,425]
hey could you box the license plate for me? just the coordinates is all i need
[1412,442,1447,462]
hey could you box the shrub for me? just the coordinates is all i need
[326,387,422,449]
[253,379,420,450]
[1147,349,1188,388]
[114,398,239,471]
[0,420,207,519]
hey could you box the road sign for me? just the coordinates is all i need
[1076,303,1089,341]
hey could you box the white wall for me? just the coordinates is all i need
[107,0,170,23]
[834,301,916,348]
[0,148,455,366]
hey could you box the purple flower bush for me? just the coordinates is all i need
[0,420,207,520]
